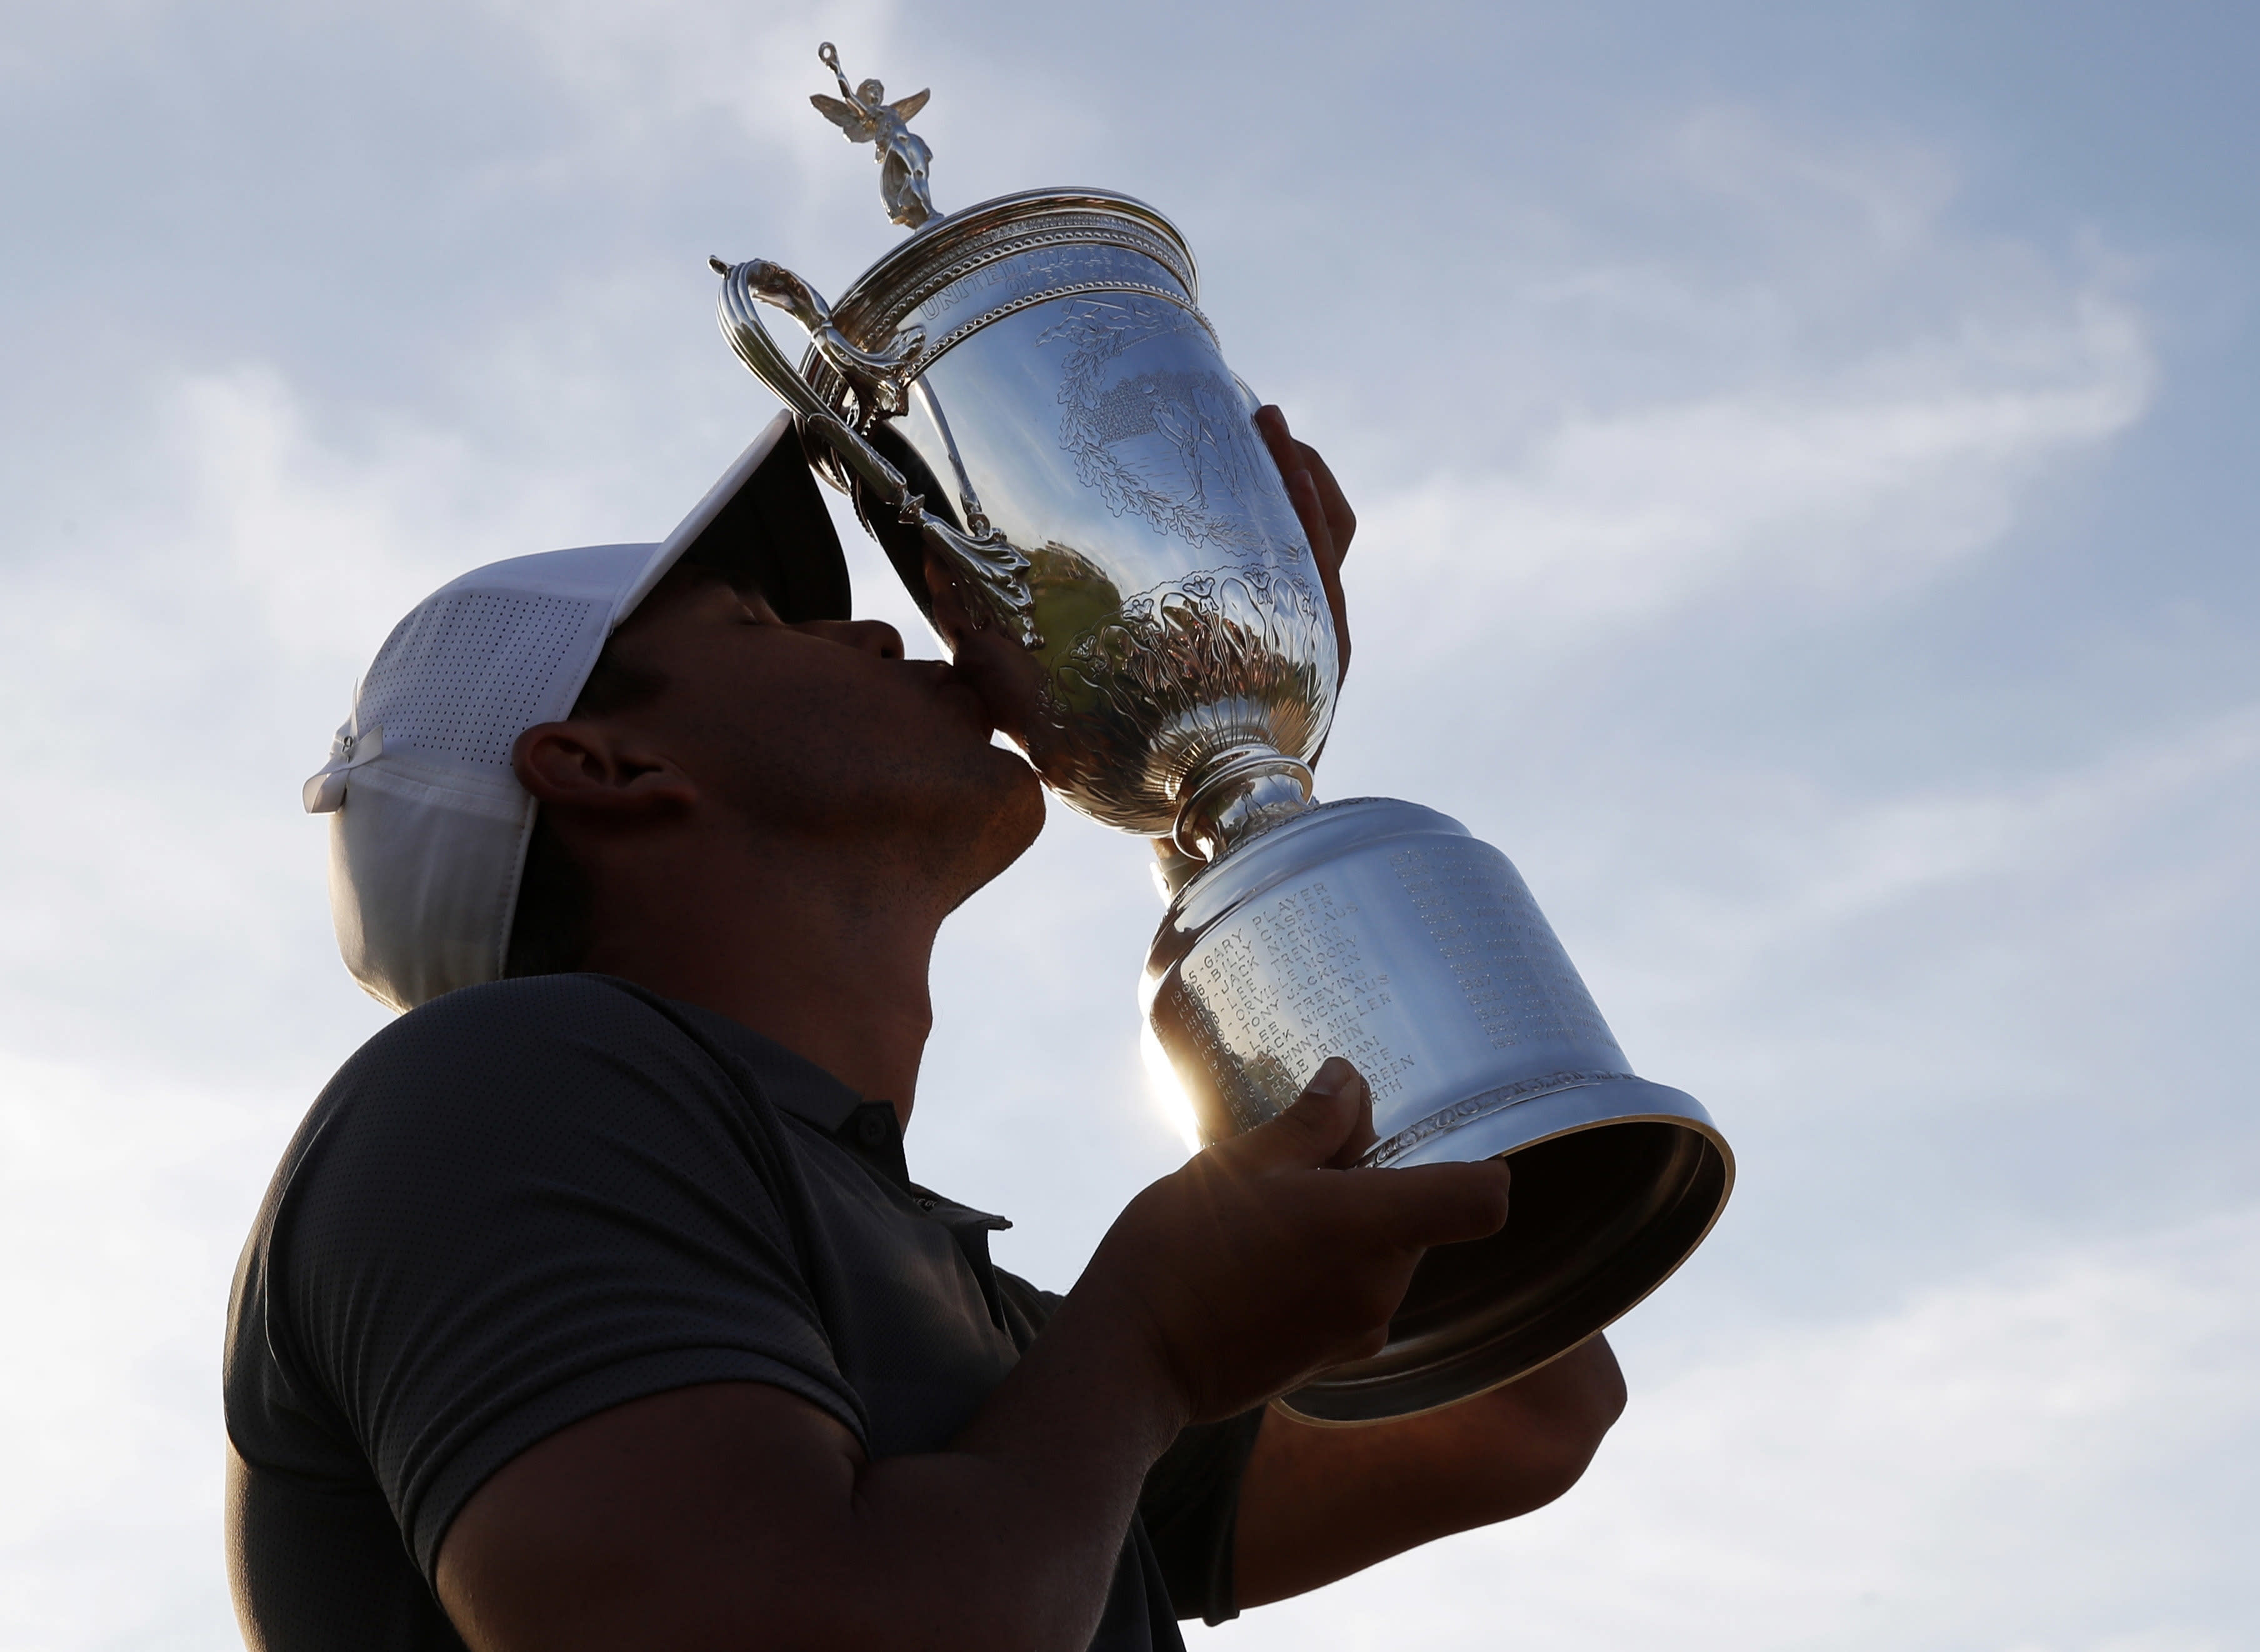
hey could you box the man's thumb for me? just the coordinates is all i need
[1235,1058,1369,1169]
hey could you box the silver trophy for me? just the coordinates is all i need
[714,46,1734,1422]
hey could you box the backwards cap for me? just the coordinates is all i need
[304,413,847,1011]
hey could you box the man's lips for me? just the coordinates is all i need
[939,629,1049,743]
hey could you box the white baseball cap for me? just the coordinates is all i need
[304,413,848,1011]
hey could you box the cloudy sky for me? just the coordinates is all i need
[3,1,2256,1647]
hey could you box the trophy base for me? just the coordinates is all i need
[1280,1076,1727,1423]
[1142,796,1734,1424]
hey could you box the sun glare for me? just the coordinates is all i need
[1139,1019,1204,1156]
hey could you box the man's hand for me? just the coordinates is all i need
[1088,1055,1624,1610]
[436,1058,1509,1652]
[1064,1056,1511,1423]
[1256,404,1357,684]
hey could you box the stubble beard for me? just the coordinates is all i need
[727,728,1048,923]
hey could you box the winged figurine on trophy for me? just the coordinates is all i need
[809,41,937,230]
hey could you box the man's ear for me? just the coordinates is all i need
[512,721,699,818]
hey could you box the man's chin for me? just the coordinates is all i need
[949,748,1047,899]
[991,747,1048,849]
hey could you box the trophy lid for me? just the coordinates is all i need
[827,188,1199,356]
[788,181,1205,500]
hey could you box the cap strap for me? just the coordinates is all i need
[302,725,386,814]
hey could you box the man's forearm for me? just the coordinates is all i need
[439,1290,1192,1652]
[1232,1334,1628,1608]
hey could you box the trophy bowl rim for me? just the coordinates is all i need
[838,185,1200,315]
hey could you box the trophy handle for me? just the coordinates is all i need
[709,256,1039,648]
[716,255,926,419]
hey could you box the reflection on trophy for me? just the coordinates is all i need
[714,44,1734,1422]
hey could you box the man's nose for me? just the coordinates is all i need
[804,618,905,660]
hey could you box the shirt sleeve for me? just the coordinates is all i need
[266,975,866,1583]
[992,1267,1264,1624]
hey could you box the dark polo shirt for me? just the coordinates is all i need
[224,974,1258,1650]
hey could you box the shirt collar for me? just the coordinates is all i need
[668,998,866,1131]
[662,993,1004,1226]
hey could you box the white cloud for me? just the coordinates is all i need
[466,0,938,228]
[168,368,484,667]
[0,1050,294,1649]
[478,0,896,134]
[1659,104,1962,259]
[1609,699,2260,1003]
[1347,293,2149,664]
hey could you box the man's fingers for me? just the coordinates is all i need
[1231,1058,1370,1169]
[1294,441,1356,561]
[1346,1159,1514,1250]
[1291,470,1352,684]
[1253,404,1302,497]
[1256,409,1332,561]
[1258,407,1352,686]
[1282,458,1339,574]
[1253,405,1356,563]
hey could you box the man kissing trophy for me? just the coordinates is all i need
[717,45,1734,1423]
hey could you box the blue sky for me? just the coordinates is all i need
[2,2,2255,1647]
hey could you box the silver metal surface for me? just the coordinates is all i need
[1143,798,1732,1421]
[709,46,1734,1423]
[713,186,1334,842]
